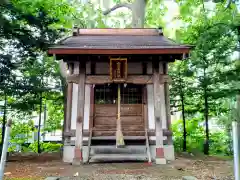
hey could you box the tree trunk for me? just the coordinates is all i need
[132,0,146,28]
[103,0,147,28]
[203,68,209,155]
[37,92,43,154]
[61,77,67,158]
[180,88,186,152]
[1,93,7,146]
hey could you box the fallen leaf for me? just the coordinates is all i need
[73,172,79,177]
[4,172,12,175]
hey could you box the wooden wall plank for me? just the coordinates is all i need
[94,116,143,126]
[95,105,116,116]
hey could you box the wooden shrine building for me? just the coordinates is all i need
[48,28,191,164]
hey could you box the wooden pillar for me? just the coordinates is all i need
[164,62,173,144]
[153,62,166,164]
[89,85,94,130]
[66,63,74,134]
[159,63,167,129]
[73,61,86,165]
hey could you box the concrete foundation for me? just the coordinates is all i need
[63,145,175,163]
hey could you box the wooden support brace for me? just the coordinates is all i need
[66,74,80,83]
[159,75,172,84]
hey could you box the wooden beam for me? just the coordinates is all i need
[48,48,190,55]
[73,61,85,165]
[67,75,168,84]
[159,74,172,84]
[64,139,169,146]
[76,28,161,36]
[67,75,172,84]
[66,74,79,83]
[85,75,153,84]
[63,129,172,137]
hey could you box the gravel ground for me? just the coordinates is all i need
[3,153,234,180]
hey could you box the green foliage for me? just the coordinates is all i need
[172,118,232,155]
[0,0,239,158]
[28,142,62,153]
[44,100,64,132]
[168,0,239,154]
[172,118,205,153]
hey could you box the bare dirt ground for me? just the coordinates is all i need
[3,153,234,180]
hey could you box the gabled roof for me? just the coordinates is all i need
[48,28,191,55]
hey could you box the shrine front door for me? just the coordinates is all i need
[93,84,145,136]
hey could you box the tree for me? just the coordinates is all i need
[0,0,78,150]
[175,1,239,154]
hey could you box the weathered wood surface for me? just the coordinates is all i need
[95,105,116,116]
[153,62,166,163]
[94,104,143,116]
[92,131,145,136]
[73,62,85,163]
[164,63,171,131]
[63,129,172,137]
[159,75,171,84]
[67,74,171,84]
[65,63,74,133]
[86,75,153,84]
[94,104,144,129]
[65,138,169,146]
[89,85,94,129]
[94,125,144,131]
[75,28,160,36]
[94,116,143,126]
[66,74,79,83]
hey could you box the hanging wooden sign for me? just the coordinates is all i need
[109,58,127,83]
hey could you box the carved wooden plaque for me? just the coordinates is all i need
[110,58,127,83]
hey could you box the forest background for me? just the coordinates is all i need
[0,0,239,156]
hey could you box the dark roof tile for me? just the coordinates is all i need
[55,35,189,49]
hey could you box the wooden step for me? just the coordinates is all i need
[91,145,146,154]
[90,154,148,162]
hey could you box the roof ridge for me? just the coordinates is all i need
[72,28,163,36]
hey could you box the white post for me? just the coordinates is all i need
[233,94,240,180]
[233,121,240,180]
[0,119,12,180]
